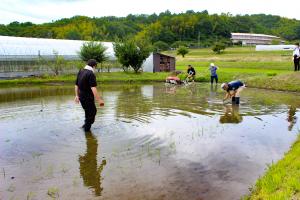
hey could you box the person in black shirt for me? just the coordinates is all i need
[221,80,246,105]
[293,43,300,71]
[186,65,196,82]
[75,59,104,132]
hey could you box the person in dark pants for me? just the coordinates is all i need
[221,80,246,105]
[75,59,104,132]
[209,63,218,84]
[293,43,300,71]
[185,65,196,82]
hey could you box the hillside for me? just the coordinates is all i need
[0,10,300,46]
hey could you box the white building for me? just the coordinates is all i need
[231,33,281,46]
[256,45,295,51]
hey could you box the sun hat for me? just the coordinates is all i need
[210,63,214,66]
[221,83,226,89]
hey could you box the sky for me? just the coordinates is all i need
[1,0,300,24]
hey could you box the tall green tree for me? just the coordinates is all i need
[79,41,108,67]
[113,40,151,73]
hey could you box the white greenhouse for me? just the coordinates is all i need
[0,36,117,77]
[0,36,115,61]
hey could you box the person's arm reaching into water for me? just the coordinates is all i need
[91,87,104,107]
[223,92,232,101]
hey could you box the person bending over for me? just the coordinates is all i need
[186,65,196,82]
[221,80,246,105]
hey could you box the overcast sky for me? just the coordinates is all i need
[1,0,300,24]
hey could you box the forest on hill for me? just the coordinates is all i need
[1,10,300,47]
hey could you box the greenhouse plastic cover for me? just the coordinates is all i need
[0,36,116,60]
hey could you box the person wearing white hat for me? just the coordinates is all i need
[209,63,218,85]
[221,80,246,105]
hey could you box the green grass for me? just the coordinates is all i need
[1,47,299,92]
[244,135,300,200]
[167,47,300,92]
[0,72,169,86]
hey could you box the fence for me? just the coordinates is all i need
[0,55,122,79]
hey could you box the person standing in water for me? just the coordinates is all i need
[221,80,246,105]
[75,59,104,132]
[293,43,300,71]
[209,63,218,85]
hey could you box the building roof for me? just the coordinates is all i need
[154,52,175,58]
[231,33,280,39]
[0,36,115,59]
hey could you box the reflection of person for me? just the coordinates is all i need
[79,131,106,196]
[75,59,105,132]
[293,43,300,71]
[287,105,297,131]
[221,80,246,105]
[165,85,177,94]
[209,63,218,85]
[219,105,243,124]
[186,65,196,82]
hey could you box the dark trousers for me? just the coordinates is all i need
[80,99,97,131]
[294,56,300,71]
[211,75,218,84]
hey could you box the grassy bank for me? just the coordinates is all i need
[0,72,169,86]
[1,47,299,92]
[244,135,300,200]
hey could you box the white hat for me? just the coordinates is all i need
[210,63,214,66]
[221,83,226,89]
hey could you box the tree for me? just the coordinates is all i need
[212,42,226,54]
[52,51,66,76]
[177,46,189,57]
[79,41,108,70]
[113,40,151,73]
[153,41,169,52]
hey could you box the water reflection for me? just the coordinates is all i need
[79,131,106,196]
[0,84,300,200]
[219,105,243,124]
[165,84,177,94]
[287,105,297,131]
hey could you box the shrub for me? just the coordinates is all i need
[177,46,189,57]
[171,41,188,48]
[212,42,226,54]
[153,41,169,52]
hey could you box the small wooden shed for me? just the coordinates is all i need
[142,53,175,73]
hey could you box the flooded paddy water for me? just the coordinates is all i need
[0,83,299,200]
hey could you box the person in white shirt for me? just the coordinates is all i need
[293,43,300,71]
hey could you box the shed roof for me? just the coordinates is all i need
[154,52,175,58]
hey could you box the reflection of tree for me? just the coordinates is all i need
[287,105,297,131]
[219,105,243,124]
[79,132,106,196]
[116,85,153,121]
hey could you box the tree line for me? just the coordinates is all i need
[1,10,300,47]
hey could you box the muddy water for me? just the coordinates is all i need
[0,83,299,200]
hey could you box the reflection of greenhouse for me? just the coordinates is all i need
[0,36,115,76]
